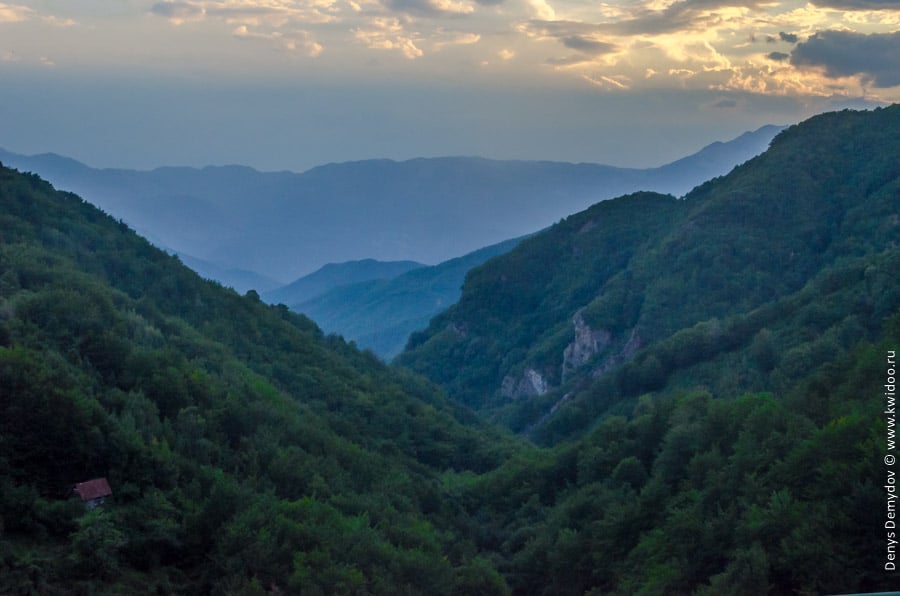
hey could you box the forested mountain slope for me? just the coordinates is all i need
[388,106,900,594]
[0,165,519,593]
[461,311,900,594]
[291,237,525,359]
[2,108,899,595]
[398,106,900,437]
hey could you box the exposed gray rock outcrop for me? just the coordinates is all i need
[501,368,549,400]
[562,310,612,380]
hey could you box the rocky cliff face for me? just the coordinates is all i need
[501,313,641,402]
[501,368,549,400]
[562,310,612,380]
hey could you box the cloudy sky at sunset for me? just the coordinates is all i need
[1,0,897,171]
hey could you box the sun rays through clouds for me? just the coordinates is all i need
[138,0,900,101]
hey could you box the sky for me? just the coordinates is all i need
[0,0,898,171]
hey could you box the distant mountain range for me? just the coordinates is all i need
[281,237,526,359]
[263,259,425,306]
[177,252,283,293]
[0,125,783,288]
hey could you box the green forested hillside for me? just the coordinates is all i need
[398,106,900,437]
[2,105,899,596]
[390,106,900,594]
[461,316,900,594]
[0,166,518,593]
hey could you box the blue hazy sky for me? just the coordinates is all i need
[1,0,897,171]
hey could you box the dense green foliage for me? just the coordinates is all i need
[0,167,517,593]
[399,106,900,436]
[2,106,899,594]
[463,319,899,594]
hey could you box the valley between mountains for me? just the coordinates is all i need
[1,107,898,593]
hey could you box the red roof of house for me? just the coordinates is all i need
[74,478,112,501]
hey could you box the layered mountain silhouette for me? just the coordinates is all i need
[285,237,525,359]
[0,125,782,288]
[263,259,425,306]
[1,109,898,594]
[398,106,900,440]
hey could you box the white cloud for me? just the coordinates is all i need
[41,15,78,27]
[430,0,476,14]
[527,0,555,20]
[433,31,481,48]
[354,18,425,58]
[232,23,324,55]
[0,3,30,23]
[137,0,900,101]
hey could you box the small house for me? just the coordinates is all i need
[72,478,112,509]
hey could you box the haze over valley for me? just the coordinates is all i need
[0,125,780,287]
[2,106,899,594]
[1,125,783,358]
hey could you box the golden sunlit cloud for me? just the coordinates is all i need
[432,31,481,48]
[528,0,556,20]
[0,3,31,23]
[232,23,324,55]
[136,0,900,100]
[581,73,630,88]
[354,17,425,58]
[506,0,900,101]
[429,0,476,14]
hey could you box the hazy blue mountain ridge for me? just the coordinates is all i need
[292,237,526,359]
[0,125,782,285]
[263,259,425,306]
[177,252,283,293]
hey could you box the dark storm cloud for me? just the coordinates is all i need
[811,0,900,9]
[151,1,279,19]
[768,51,790,61]
[546,55,594,66]
[779,31,798,43]
[527,0,771,40]
[150,1,202,18]
[386,0,470,17]
[791,30,900,88]
[561,36,617,55]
